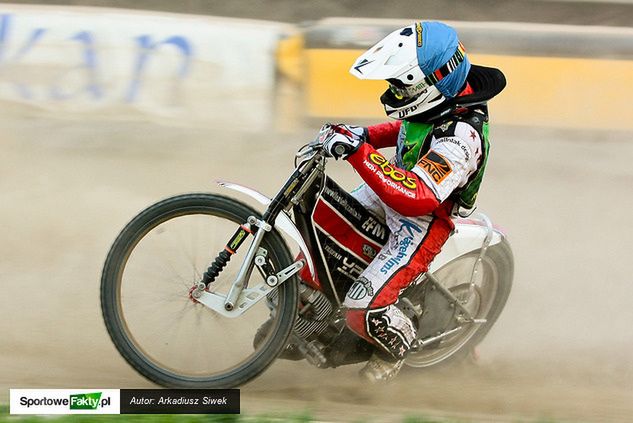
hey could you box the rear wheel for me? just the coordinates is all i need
[101,193,298,388]
[404,239,513,368]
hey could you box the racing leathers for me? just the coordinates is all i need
[341,106,489,361]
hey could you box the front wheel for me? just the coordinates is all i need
[101,193,299,388]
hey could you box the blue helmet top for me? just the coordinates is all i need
[416,21,471,98]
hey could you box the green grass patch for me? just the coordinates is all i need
[1,413,237,423]
[0,407,567,423]
[0,408,314,423]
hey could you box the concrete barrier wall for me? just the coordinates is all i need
[292,19,633,130]
[0,4,292,129]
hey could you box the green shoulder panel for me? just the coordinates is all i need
[400,121,434,171]
[398,110,491,211]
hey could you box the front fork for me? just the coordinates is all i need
[223,216,271,310]
[192,151,323,316]
[190,215,285,310]
[190,213,305,317]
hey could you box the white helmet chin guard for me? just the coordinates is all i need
[350,21,471,120]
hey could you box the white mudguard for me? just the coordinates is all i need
[429,215,505,273]
[216,180,317,279]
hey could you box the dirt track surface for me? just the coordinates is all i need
[1,107,633,422]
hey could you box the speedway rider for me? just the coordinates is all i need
[319,21,506,381]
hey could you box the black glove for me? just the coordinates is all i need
[318,123,367,159]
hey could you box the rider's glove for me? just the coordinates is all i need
[318,123,367,160]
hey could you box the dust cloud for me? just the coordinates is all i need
[1,104,632,422]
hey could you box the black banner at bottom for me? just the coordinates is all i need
[120,389,240,414]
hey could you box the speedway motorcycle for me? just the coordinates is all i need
[100,139,513,388]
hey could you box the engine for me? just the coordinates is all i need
[293,283,334,340]
[260,283,337,365]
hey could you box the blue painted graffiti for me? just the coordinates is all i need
[0,14,47,99]
[0,13,193,103]
[127,35,192,102]
[50,30,101,100]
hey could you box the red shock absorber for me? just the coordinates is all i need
[202,224,252,285]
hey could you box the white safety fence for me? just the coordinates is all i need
[0,4,292,130]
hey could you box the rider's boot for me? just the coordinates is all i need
[357,301,419,382]
[359,350,404,383]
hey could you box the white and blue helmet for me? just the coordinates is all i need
[350,21,471,120]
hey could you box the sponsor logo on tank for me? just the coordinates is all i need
[322,184,363,222]
[417,150,452,184]
[368,153,417,189]
[380,219,422,274]
[317,234,365,282]
[336,256,364,281]
[326,182,388,245]
[362,244,377,259]
[347,277,374,300]
[323,242,343,261]
[361,215,387,240]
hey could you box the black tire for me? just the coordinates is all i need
[405,238,513,368]
[101,193,298,388]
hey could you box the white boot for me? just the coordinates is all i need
[359,353,404,383]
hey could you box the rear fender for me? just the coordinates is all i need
[216,180,316,279]
[429,213,506,273]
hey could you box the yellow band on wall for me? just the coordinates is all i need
[304,49,633,130]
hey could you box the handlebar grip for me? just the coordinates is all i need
[334,144,347,156]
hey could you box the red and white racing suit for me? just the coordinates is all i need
[342,118,484,360]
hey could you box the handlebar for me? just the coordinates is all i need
[297,134,349,161]
[295,139,325,165]
[333,144,347,157]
